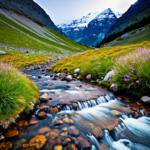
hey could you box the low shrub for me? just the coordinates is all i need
[0,62,39,120]
[113,48,150,97]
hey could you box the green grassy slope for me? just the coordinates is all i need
[105,24,150,47]
[0,13,88,55]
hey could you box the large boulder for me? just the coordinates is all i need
[110,84,118,92]
[66,75,73,81]
[74,68,81,73]
[103,70,115,81]
[0,50,6,55]
[86,74,92,80]
[140,96,150,103]
[121,33,131,40]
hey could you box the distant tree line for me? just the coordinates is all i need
[95,14,150,48]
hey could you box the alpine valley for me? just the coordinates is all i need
[57,8,122,47]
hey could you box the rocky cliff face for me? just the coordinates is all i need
[106,0,150,38]
[0,0,59,32]
[58,8,122,46]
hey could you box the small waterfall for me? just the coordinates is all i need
[86,134,100,150]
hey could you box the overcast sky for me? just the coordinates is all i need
[34,0,137,25]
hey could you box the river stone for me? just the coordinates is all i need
[110,84,118,92]
[74,68,80,73]
[66,75,73,81]
[6,129,19,138]
[54,145,63,150]
[73,74,78,78]
[86,74,92,80]
[46,131,58,141]
[62,138,71,146]
[140,96,150,103]
[38,127,51,134]
[121,33,131,39]
[29,135,47,149]
[0,50,6,55]
[77,136,91,149]
[54,120,63,126]
[52,107,59,113]
[37,111,47,119]
[29,118,38,125]
[67,144,76,150]
[92,126,103,138]
[68,126,79,137]
[40,93,52,102]
[0,141,13,150]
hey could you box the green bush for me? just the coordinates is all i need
[0,63,39,120]
[113,48,150,97]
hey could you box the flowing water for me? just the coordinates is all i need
[1,69,150,150]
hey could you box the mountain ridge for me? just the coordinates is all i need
[58,8,122,47]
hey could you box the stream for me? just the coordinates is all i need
[1,67,150,150]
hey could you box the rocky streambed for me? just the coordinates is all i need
[0,62,150,150]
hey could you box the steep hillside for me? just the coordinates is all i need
[0,1,88,56]
[58,8,122,47]
[0,0,59,32]
[105,24,150,47]
[103,0,150,44]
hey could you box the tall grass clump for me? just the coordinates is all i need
[80,58,113,79]
[0,62,39,120]
[113,48,150,97]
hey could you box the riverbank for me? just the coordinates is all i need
[0,65,150,150]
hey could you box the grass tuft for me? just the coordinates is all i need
[0,62,39,120]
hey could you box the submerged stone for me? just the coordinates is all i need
[29,135,47,149]
[6,129,19,138]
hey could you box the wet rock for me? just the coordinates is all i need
[74,68,80,73]
[16,139,27,147]
[40,93,52,102]
[0,50,6,55]
[18,120,29,128]
[60,131,68,137]
[73,74,77,78]
[29,135,47,149]
[40,105,50,109]
[29,118,38,125]
[66,75,73,81]
[37,75,42,79]
[6,129,19,138]
[37,111,47,119]
[77,136,91,149]
[140,96,150,103]
[121,33,130,39]
[67,144,76,150]
[38,127,51,134]
[63,118,74,124]
[52,107,59,113]
[103,70,115,81]
[54,145,63,150]
[68,126,79,137]
[78,84,82,87]
[86,74,92,80]
[26,75,32,79]
[62,138,71,146]
[110,84,118,92]
[54,120,63,126]
[93,127,103,138]
[61,76,67,81]
[0,141,13,150]
[46,131,58,140]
